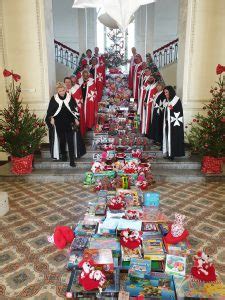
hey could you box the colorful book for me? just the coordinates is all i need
[70,236,89,251]
[121,245,142,262]
[159,223,170,236]
[142,222,161,235]
[174,275,225,299]
[74,221,97,236]
[163,238,192,256]
[141,207,169,223]
[165,254,186,277]
[82,248,114,273]
[89,236,121,255]
[143,238,165,261]
[128,258,151,279]
[67,250,83,270]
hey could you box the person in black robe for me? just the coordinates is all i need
[148,82,166,146]
[162,86,185,160]
[45,82,86,167]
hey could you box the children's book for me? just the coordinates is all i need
[89,236,121,255]
[163,238,192,256]
[143,238,165,261]
[70,236,89,251]
[165,254,186,277]
[67,250,83,270]
[74,221,97,236]
[128,258,151,279]
[142,222,161,235]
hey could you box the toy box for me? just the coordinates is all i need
[82,248,114,273]
[89,236,121,256]
[124,272,176,299]
[143,192,160,207]
[66,268,120,299]
[128,258,151,280]
[74,221,97,236]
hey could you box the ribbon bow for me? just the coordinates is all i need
[3,69,21,82]
[216,64,225,75]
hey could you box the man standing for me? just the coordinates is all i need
[132,54,143,101]
[90,57,105,103]
[138,67,152,120]
[78,70,97,129]
[81,49,93,66]
[64,77,73,92]
[128,47,137,90]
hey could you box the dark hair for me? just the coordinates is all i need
[64,77,72,83]
[164,85,176,100]
[86,49,92,54]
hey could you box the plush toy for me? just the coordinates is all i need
[108,195,126,210]
[120,229,142,250]
[123,210,143,220]
[91,162,105,173]
[84,172,95,185]
[51,226,75,249]
[78,259,106,291]
[164,213,189,244]
[136,172,148,190]
[132,149,142,159]
[191,251,217,282]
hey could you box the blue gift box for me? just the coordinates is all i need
[144,192,160,207]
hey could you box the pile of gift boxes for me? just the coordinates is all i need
[65,188,224,299]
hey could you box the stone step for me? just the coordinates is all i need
[0,162,224,183]
[34,157,201,170]
[40,146,191,160]
[34,158,91,170]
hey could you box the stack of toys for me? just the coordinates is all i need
[64,72,223,299]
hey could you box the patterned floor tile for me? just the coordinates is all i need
[0,181,224,299]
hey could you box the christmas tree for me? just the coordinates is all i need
[104,29,127,68]
[186,65,225,158]
[0,69,47,158]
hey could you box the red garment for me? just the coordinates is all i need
[132,63,143,100]
[137,75,150,121]
[81,56,92,66]
[141,83,158,135]
[92,64,105,103]
[78,78,97,129]
[128,56,135,90]
[71,84,86,137]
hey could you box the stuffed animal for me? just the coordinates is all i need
[191,251,216,282]
[108,195,126,210]
[164,213,189,244]
[50,226,74,249]
[84,172,95,185]
[120,229,142,250]
[78,259,106,291]
[91,162,105,173]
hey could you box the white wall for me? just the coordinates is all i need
[53,0,97,54]
[53,0,79,51]
[153,0,179,50]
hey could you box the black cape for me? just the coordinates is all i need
[148,91,166,143]
[45,94,86,159]
[163,96,185,157]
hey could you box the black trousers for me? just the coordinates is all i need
[56,127,74,162]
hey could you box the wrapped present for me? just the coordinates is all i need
[143,192,160,207]
[201,156,223,174]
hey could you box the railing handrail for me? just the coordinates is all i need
[153,38,179,54]
[54,39,79,56]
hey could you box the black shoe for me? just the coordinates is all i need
[70,161,76,167]
[168,156,174,161]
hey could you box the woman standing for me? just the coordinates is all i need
[163,86,185,160]
[45,82,86,167]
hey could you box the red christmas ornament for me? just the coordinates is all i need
[216,64,225,75]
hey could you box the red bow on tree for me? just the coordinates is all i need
[3,69,21,82]
[216,64,225,75]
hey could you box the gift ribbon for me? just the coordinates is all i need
[3,69,21,82]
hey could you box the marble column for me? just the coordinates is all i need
[177,0,225,125]
[134,3,155,59]
[78,8,87,54]
[0,0,56,158]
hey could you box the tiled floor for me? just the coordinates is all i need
[0,181,225,299]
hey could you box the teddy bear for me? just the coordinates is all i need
[164,213,189,244]
[191,251,216,282]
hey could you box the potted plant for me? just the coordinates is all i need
[0,69,46,174]
[186,64,225,174]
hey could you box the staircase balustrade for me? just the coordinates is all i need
[54,39,79,70]
[153,38,178,69]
